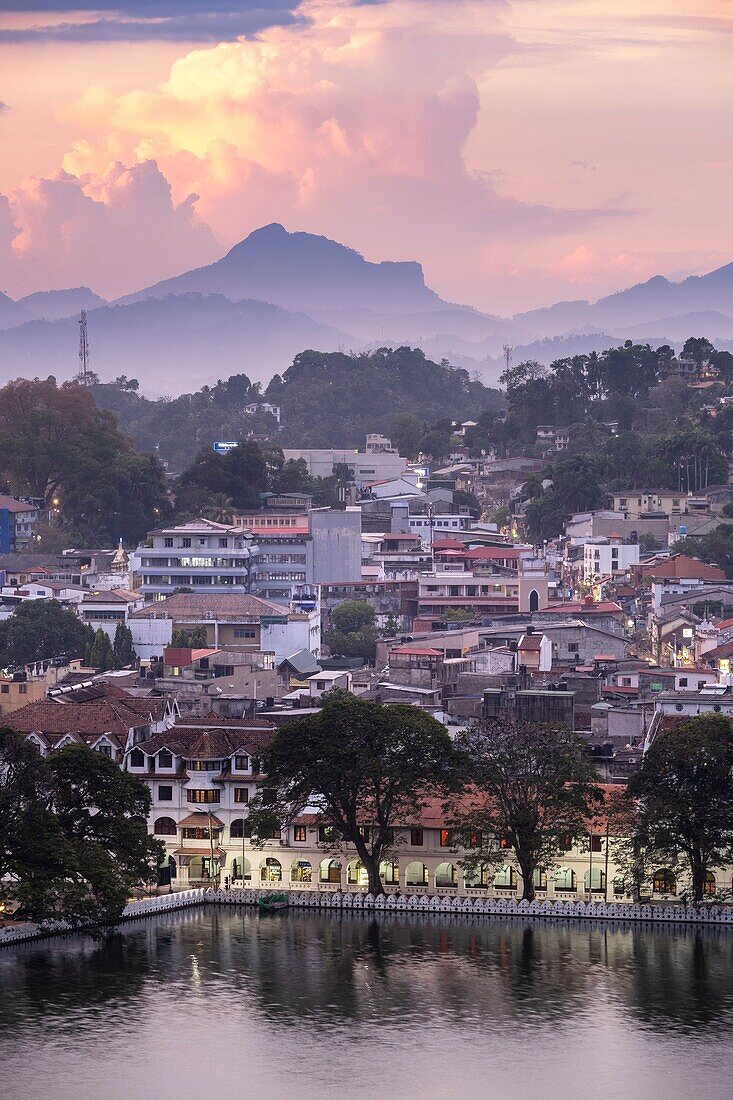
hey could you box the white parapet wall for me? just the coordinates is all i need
[2,887,733,947]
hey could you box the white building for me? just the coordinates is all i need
[582,535,640,583]
[282,447,408,486]
[132,519,258,601]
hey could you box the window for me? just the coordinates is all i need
[652,868,676,895]
[318,825,336,843]
[234,755,250,770]
[130,749,145,767]
[293,826,307,842]
[0,685,8,694]
[230,818,251,839]
[410,828,424,846]
[568,643,579,653]
[470,831,483,847]
[590,834,603,853]
[357,825,371,842]
[189,760,222,771]
[154,817,177,835]
[182,537,192,548]
[186,789,220,804]
[18,684,27,695]
[560,833,573,852]
[234,628,256,639]
[164,537,173,548]
[219,538,228,548]
[97,744,112,757]
[234,787,249,804]
[158,785,173,801]
[182,826,221,840]
[440,829,454,848]
[158,750,173,769]
[678,677,688,687]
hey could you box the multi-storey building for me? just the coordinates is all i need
[132,520,258,601]
[129,592,321,662]
[0,495,41,553]
[234,506,362,604]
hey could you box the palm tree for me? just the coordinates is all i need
[204,493,235,523]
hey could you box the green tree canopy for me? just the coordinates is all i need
[331,600,375,635]
[250,694,462,895]
[87,627,116,672]
[0,731,162,927]
[452,721,604,902]
[623,715,733,903]
[0,600,94,668]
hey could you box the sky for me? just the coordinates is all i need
[0,0,732,313]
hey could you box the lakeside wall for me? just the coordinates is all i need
[3,886,733,947]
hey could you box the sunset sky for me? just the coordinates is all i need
[1,0,731,312]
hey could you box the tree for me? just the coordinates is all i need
[673,524,733,578]
[325,601,377,662]
[113,622,136,667]
[524,492,565,544]
[0,600,94,667]
[389,413,424,459]
[452,721,604,902]
[331,600,375,635]
[171,626,209,648]
[682,337,716,367]
[0,731,162,927]
[625,715,733,903]
[87,628,117,672]
[638,532,658,553]
[250,694,461,895]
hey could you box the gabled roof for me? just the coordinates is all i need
[278,649,321,677]
[135,721,275,759]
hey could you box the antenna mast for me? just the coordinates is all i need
[503,344,513,373]
[79,309,90,385]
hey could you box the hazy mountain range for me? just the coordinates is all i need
[1,223,733,393]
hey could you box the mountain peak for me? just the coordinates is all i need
[120,224,442,314]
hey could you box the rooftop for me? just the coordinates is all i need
[130,593,286,621]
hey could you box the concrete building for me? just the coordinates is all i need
[582,536,640,583]
[129,592,321,662]
[232,506,362,604]
[133,520,258,601]
[0,496,41,553]
[77,589,145,641]
[282,447,408,486]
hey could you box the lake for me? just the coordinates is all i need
[1,908,733,1100]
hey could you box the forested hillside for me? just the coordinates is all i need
[91,347,505,467]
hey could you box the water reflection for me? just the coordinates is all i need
[2,910,733,1099]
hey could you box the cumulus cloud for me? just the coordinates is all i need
[3,161,218,297]
[0,0,618,303]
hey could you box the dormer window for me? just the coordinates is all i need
[234,755,250,770]
[158,750,173,769]
[130,748,145,768]
[97,744,112,757]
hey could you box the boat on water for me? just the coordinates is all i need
[257,892,289,912]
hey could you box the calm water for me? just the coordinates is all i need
[2,910,733,1100]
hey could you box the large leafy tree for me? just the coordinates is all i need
[0,377,171,543]
[0,732,161,927]
[452,721,604,902]
[250,693,461,894]
[0,600,94,667]
[624,715,733,903]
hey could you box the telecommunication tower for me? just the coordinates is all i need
[503,344,513,373]
[78,309,90,385]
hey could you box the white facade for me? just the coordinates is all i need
[583,539,640,582]
[133,520,257,600]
